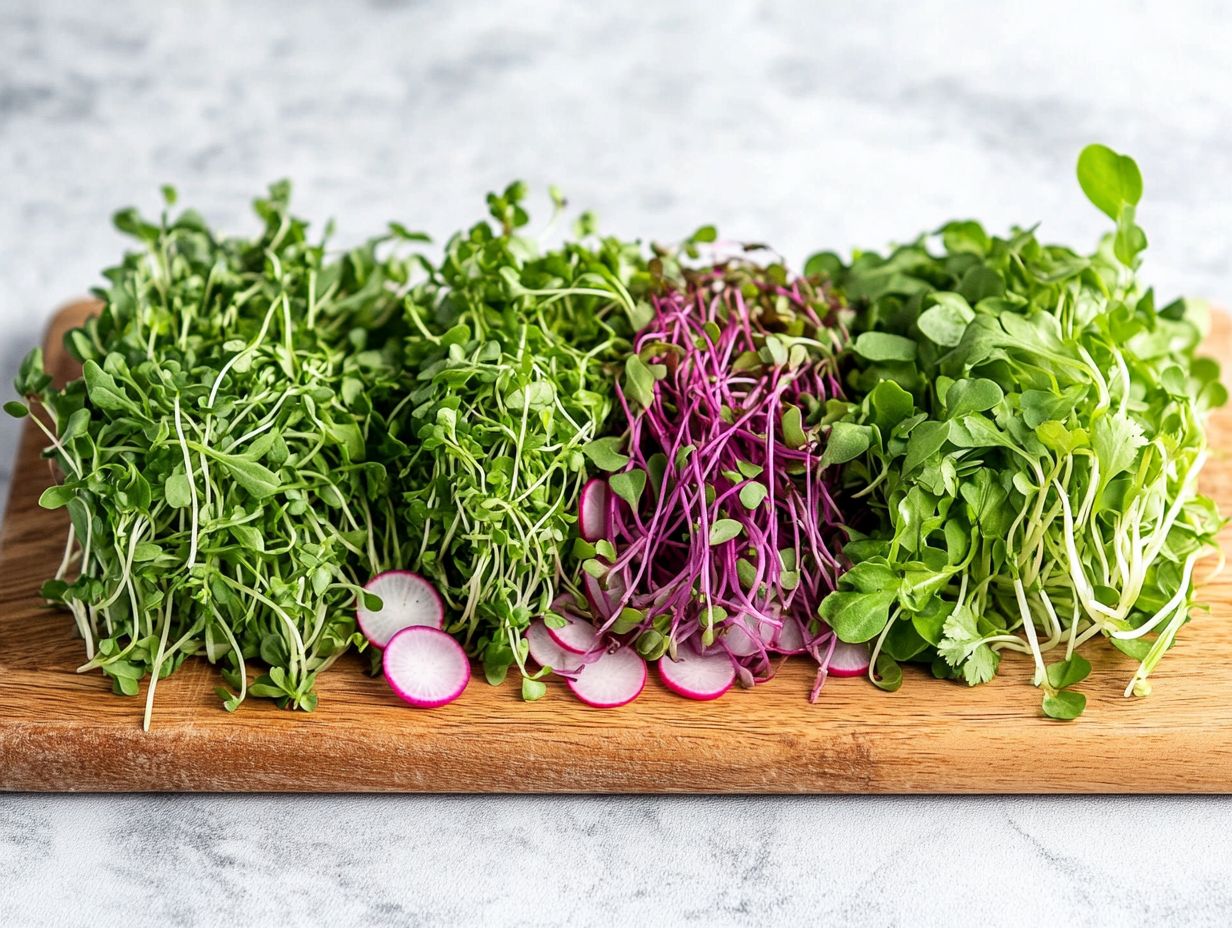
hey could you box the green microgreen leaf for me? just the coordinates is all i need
[781,404,807,449]
[1077,143,1143,221]
[1042,689,1087,721]
[738,482,768,509]
[583,437,630,471]
[820,589,896,643]
[708,519,744,546]
[819,422,872,468]
[624,355,657,408]
[853,331,917,362]
[1045,655,1092,691]
[917,293,974,346]
[871,653,903,692]
[609,469,647,510]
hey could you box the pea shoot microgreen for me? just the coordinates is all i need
[817,144,1225,718]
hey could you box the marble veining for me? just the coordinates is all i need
[1,1,1230,925]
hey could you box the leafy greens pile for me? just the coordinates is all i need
[10,183,666,717]
[575,260,853,683]
[7,143,1225,722]
[9,183,416,727]
[390,184,652,695]
[816,145,1226,717]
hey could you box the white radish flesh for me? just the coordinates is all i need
[547,613,602,655]
[828,640,871,677]
[582,571,627,623]
[772,616,806,655]
[358,571,445,648]
[382,626,470,708]
[566,646,646,708]
[723,615,762,657]
[659,644,736,701]
[578,479,610,542]
[724,612,801,657]
[526,620,585,674]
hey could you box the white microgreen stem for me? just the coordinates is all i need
[27,405,83,480]
[142,593,175,732]
[1113,552,1200,641]
[173,396,201,570]
[1012,577,1047,686]
[867,606,899,685]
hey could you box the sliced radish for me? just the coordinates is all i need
[358,570,445,648]
[827,640,871,677]
[547,613,602,655]
[723,612,792,657]
[550,590,587,617]
[526,620,585,674]
[578,478,610,542]
[566,646,646,708]
[382,626,470,708]
[583,569,627,621]
[758,615,781,645]
[659,643,736,701]
[772,616,806,655]
[723,615,762,657]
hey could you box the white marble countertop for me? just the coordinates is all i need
[2,1,1230,925]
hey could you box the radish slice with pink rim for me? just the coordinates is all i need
[578,479,610,543]
[659,643,736,701]
[547,613,603,655]
[358,570,445,648]
[382,626,470,708]
[566,646,646,708]
[722,615,762,657]
[827,640,871,677]
[526,620,587,674]
[723,612,798,657]
[772,616,806,655]
[582,570,627,622]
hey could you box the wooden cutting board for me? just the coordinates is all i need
[2,301,1231,793]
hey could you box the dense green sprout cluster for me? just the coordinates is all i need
[816,145,1226,716]
[390,185,654,691]
[11,183,416,726]
[11,181,662,721]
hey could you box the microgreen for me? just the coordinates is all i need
[11,183,419,726]
[9,149,1224,722]
[817,144,1225,717]
[577,260,854,687]
[390,182,655,688]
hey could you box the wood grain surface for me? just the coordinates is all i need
[2,300,1231,793]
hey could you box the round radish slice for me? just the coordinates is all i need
[723,612,789,657]
[358,570,445,648]
[382,626,470,708]
[723,615,761,657]
[566,647,646,708]
[659,644,736,701]
[828,640,871,677]
[582,570,627,621]
[772,616,806,655]
[578,479,610,543]
[757,615,780,645]
[526,620,585,674]
[547,614,602,655]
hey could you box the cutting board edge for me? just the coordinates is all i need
[2,716,1230,794]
